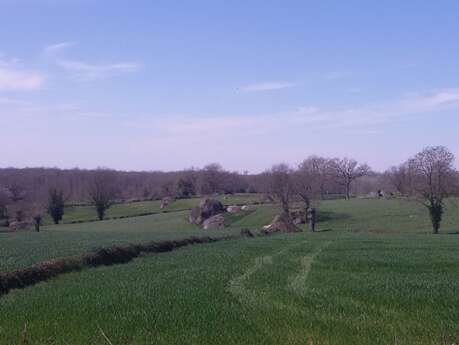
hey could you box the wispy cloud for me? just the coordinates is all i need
[44,42,140,81]
[131,88,459,138]
[56,60,139,81]
[0,66,45,91]
[43,41,76,57]
[239,82,295,93]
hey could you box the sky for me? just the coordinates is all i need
[0,0,458,173]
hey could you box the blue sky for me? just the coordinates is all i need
[0,0,458,172]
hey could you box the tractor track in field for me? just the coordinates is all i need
[228,240,332,309]
[287,241,332,297]
[227,241,307,306]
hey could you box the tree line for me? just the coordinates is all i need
[0,146,457,233]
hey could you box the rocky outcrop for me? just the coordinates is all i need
[189,198,225,226]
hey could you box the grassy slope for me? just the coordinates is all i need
[1,232,459,345]
[1,197,459,344]
[2,198,459,272]
[44,194,263,225]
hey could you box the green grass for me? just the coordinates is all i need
[1,232,459,345]
[43,193,263,225]
[1,197,459,344]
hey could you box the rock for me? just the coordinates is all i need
[202,214,225,230]
[291,210,306,225]
[241,205,255,211]
[227,205,242,213]
[199,198,225,219]
[9,221,32,231]
[188,198,225,225]
[263,212,301,233]
[160,196,174,209]
[188,206,203,225]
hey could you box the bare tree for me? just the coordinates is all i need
[268,164,294,214]
[87,169,119,220]
[330,158,371,199]
[6,182,26,202]
[293,158,329,232]
[407,146,458,234]
[386,163,413,196]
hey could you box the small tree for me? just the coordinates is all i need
[268,164,294,214]
[87,169,119,220]
[293,157,327,231]
[47,188,65,224]
[408,146,457,234]
[330,158,371,199]
[32,209,43,232]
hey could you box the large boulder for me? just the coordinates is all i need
[263,212,301,233]
[199,198,225,219]
[202,214,225,230]
[189,198,225,225]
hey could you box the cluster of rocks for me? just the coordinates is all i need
[189,198,258,230]
[189,198,226,230]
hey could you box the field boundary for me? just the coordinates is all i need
[0,235,233,297]
[0,228,275,297]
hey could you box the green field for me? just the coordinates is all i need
[1,196,459,344]
[42,194,264,225]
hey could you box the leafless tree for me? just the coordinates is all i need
[407,146,458,234]
[6,182,26,202]
[329,158,371,199]
[293,157,325,211]
[87,169,120,220]
[385,163,413,196]
[268,164,294,214]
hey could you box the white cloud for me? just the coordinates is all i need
[56,60,139,81]
[239,82,295,92]
[0,67,45,91]
[44,42,140,81]
[44,41,76,57]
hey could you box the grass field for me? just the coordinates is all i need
[42,193,264,225]
[1,196,459,344]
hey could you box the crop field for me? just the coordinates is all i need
[1,196,459,344]
[42,193,263,225]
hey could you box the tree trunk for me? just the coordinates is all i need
[345,183,351,200]
[307,207,316,232]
